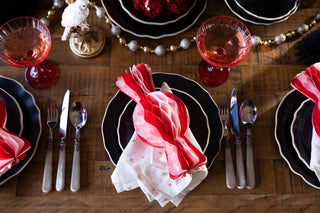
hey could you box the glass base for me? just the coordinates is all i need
[25,59,59,89]
[197,60,230,87]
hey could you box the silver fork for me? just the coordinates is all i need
[219,100,236,189]
[42,99,59,193]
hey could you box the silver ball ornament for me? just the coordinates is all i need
[274,33,286,45]
[154,45,166,56]
[53,0,65,9]
[111,25,121,36]
[315,11,320,21]
[297,24,309,35]
[180,38,191,49]
[96,7,105,18]
[40,17,51,27]
[251,35,262,46]
[128,40,139,52]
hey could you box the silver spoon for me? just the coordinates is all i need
[69,101,87,192]
[239,99,257,189]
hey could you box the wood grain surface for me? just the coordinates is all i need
[1,0,320,212]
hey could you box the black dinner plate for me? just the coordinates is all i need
[119,0,197,25]
[224,0,299,25]
[0,88,23,136]
[235,0,298,20]
[101,0,206,39]
[102,72,223,169]
[0,75,41,185]
[291,99,314,168]
[275,89,320,189]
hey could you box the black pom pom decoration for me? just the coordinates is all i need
[296,28,320,66]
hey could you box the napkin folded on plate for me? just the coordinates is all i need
[111,63,208,207]
[0,99,30,176]
[291,62,320,181]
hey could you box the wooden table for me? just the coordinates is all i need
[1,0,320,212]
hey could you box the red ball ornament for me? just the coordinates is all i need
[132,0,146,12]
[165,0,191,15]
[143,0,164,18]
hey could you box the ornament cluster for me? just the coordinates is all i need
[132,0,192,18]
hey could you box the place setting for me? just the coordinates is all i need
[99,13,261,206]
[101,63,224,206]
[275,63,320,189]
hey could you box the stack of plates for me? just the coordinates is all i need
[101,0,207,39]
[225,0,300,25]
[0,76,41,185]
[101,73,223,169]
[275,89,320,189]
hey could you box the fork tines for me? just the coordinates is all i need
[219,98,229,123]
[47,99,57,120]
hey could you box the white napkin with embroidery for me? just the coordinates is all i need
[111,83,208,207]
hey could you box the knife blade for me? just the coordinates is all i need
[230,88,240,136]
[56,90,70,191]
[230,88,246,189]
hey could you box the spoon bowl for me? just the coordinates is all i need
[70,101,87,131]
[239,99,257,189]
[240,99,257,127]
[69,101,87,192]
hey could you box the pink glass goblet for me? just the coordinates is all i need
[196,16,251,87]
[0,16,59,89]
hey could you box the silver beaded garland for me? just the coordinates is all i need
[154,45,166,56]
[297,24,309,34]
[119,37,126,45]
[180,38,191,49]
[111,25,121,36]
[128,40,139,52]
[96,7,105,18]
[274,33,286,45]
[170,45,178,52]
[143,46,151,53]
[251,35,262,47]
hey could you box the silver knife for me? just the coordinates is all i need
[56,90,70,192]
[230,88,246,189]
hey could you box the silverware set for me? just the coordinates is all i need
[42,90,87,193]
[219,88,257,190]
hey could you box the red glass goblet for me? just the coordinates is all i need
[0,16,59,89]
[196,16,251,87]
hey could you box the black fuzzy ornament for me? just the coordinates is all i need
[296,28,320,66]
